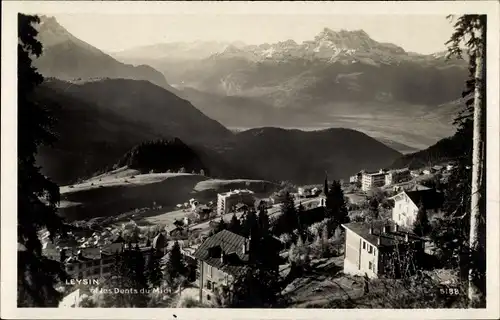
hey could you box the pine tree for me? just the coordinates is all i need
[242,209,258,238]
[146,248,163,288]
[279,192,298,234]
[165,241,186,292]
[369,197,380,220]
[413,203,431,237]
[258,206,270,234]
[326,180,350,226]
[17,13,66,307]
[228,214,242,235]
[323,173,329,196]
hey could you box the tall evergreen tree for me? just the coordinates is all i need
[368,197,380,220]
[323,172,329,196]
[326,180,350,226]
[17,13,67,307]
[165,241,186,291]
[242,209,258,238]
[258,205,270,234]
[413,203,431,236]
[131,244,148,289]
[447,14,486,306]
[228,214,242,235]
[145,248,163,288]
[279,191,298,234]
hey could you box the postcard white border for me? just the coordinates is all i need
[2,1,499,319]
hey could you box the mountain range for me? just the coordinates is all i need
[112,27,468,149]
[28,16,467,187]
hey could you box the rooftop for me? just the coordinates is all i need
[219,189,255,197]
[193,230,249,276]
[405,189,443,209]
[342,221,423,248]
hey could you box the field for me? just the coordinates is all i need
[59,167,278,222]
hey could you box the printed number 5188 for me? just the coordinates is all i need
[439,287,460,296]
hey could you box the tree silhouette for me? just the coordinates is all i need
[146,248,163,288]
[326,180,350,226]
[413,203,431,236]
[164,241,186,290]
[17,13,66,307]
[228,214,242,235]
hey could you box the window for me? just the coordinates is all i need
[207,265,213,278]
[368,245,373,254]
[374,248,377,255]
[362,241,366,249]
[369,261,373,270]
[206,281,212,290]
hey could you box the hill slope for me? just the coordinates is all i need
[391,122,472,169]
[35,78,232,185]
[221,127,402,184]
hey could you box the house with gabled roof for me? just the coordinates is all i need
[389,188,443,228]
[193,229,251,303]
[342,221,425,279]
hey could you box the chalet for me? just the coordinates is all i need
[193,230,250,303]
[194,204,212,220]
[297,187,312,197]
[389,189,443,228]
[341,221,425,279]
[422,168,434,175]
[410,170,421,178]
[432,165,444,172]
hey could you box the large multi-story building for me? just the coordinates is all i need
[385,168,411,186]
[341,221,425,279]
[361,170,387,191]
[216,189,255,216]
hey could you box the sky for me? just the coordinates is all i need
[54,14,454,54]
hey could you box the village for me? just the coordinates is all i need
[44,162,460,308]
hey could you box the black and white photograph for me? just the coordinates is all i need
[2,1,499,319]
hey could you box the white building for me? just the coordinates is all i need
[389,189,442,228]
[297,187,311,197]
[216,189,255,215]
[361,170,387,191]
[385,168,411,186]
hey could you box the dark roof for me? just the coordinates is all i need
[193,230,249,276]
[405,189,443,209]
[112,235,125,243]
[342,221,424,248]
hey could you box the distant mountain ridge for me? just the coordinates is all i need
[112,27,468,148]
[33,16,173,90]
